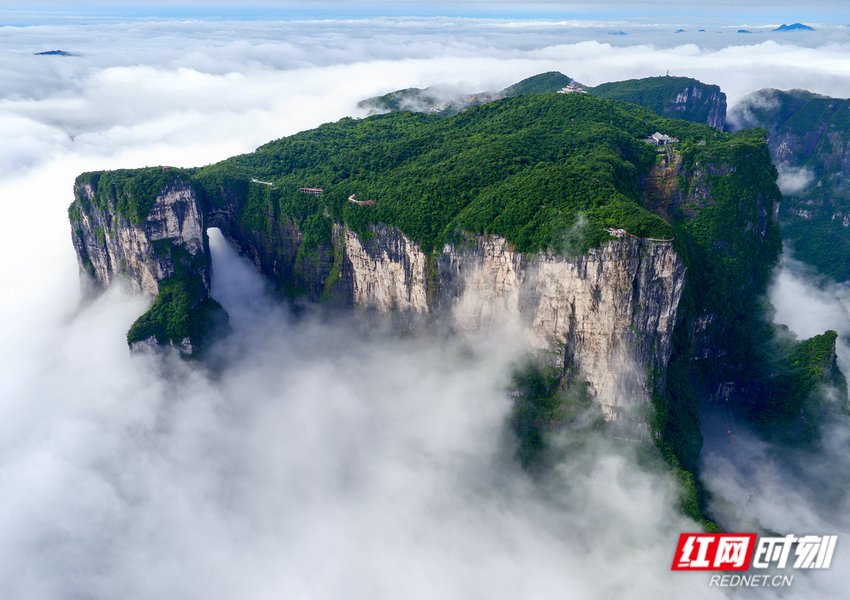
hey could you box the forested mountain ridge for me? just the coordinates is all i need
[69,90,780,399]
[589,75,727,130]
[193,92,749,256]
[358,71,727,130]
[730,88,850,280]
[357,71,572,116]
[70,87,841,526]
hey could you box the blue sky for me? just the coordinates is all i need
[0,1,845,24]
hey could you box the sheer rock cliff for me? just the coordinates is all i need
[71,177,685,418]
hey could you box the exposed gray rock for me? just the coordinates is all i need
[69,171,221,355]
[70,175,208,296]
[71,172,686,415]
[669,82,727,130]
[339,227,684,419]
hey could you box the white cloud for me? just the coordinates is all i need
[697,256,850,599]
[0,220,715,599]
[701,417,850,599]
[776,163,816,195]
[770,255,850,374]
[1,19,850,177]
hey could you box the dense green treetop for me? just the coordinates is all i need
[591,76,702,109]
[74,167,192,225]
[590,75,724,125]
[357,87,450,114]
[357,71,573,116]
[730,88,850,281]
[190,92,762,254]
[730,88,847,137]
[501,71,572,97]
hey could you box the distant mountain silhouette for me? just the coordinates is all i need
[34,50,75,56]
[773,23,815,32]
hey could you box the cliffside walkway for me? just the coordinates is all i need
[348,193,376,207]
[606,227,674,243]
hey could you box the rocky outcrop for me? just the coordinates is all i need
[642,145,779,363]
[71,168,685,413]
[732,90,850,177]
[343,226,430,313]
[70,140,782,435]
[70,172,208,295]
[729,89,850,280]
[69,169,225,354]
[668,82,727,130]
[328,225,685,419]
[445,235,684,418]
[590,76,727,129]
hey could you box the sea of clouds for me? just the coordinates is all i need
[1,15,850,599]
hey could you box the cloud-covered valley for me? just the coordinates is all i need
[2,14,850,600]
[3,17,850,178]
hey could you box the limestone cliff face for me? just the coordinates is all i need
[729,89,850,279]
[343,226,430,313]
[339,225,684,418]
[71,169,685,413]
[69,138,777,420]
[668,82,727,130]
[69,170,220,354]
[70,174,208,295]
[590,76,727,130]
[641,147,779,363]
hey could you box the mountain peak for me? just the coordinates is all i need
[357,71,573,116]
[588,75,727,129]
[773,23,815,32]
[500,72,572,97]
[34,49,75,57]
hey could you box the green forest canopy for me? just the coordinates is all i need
[190,92,767,255]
